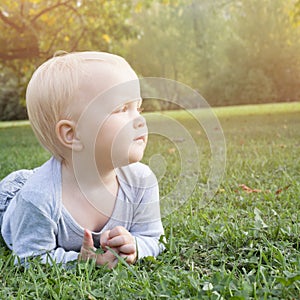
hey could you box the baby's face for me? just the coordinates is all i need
[72,59,148,169]
[95,98,148,168]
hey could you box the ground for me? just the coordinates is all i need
[0,102,299,299]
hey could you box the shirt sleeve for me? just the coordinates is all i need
[129,181,165,259]
[1,193,79,265]
[0,169,34,228]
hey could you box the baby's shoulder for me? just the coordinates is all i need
[0,169,35,200]
[16,157,61,220]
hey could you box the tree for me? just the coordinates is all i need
[0,0,148,119]
[0,0,142,61]
[125,0,233,108]
[0,67,27,121]
[1,0,299,119]
[203,0,300,105]
[126,0,300,107]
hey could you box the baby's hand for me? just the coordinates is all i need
[79,229,118,269]
[79,229,97,261]
[101,226,137,264]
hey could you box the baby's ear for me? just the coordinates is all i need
[56,120,83,152]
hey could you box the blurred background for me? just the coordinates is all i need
[1,0,300,120]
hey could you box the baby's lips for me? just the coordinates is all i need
[134,135,146,142]
[134,128,148,142]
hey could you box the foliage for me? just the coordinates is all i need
[205,0,300,105]
[0,0,144,61]
[126,0,300,108]
[125,0,225,91]
[0,68,27,121]
[0,0,151,120]
[1,0,300,119]
[0,103,299,299]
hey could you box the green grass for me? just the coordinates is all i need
[0,102,299,299]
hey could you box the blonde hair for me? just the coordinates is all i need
[26,51,133,160]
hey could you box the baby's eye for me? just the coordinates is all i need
[113,104,128,113]
[137,107,144,113]
[120,105,128,112]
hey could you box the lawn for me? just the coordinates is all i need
[0,102,299,299]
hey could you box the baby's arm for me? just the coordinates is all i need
[0,169,35,226]
[130,181,165,259]
[1,193,78,265]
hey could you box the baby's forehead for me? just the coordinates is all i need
[72,53,140,116]
[77,54,138,98]
[83,53,136,78]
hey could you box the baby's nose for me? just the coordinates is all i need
[133,115,146,129]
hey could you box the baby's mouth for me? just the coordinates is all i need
[134,135,146,144]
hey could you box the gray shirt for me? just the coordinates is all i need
[0,157,164,264]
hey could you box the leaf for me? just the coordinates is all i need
[93,247,105,255]
[238,184,262,193]
[276,272,300,287]
[202,282,213,291]
[275,184,291,195]
[134,2,143,13]
[102,33,111,43]
[168,148,176,154]
[254,207,268,229]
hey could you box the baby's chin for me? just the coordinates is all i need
[111,150,146,169]
[123,144,147,166]
[127,152,145,165]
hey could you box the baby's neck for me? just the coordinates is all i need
[61,161,119,231]
[63,154,117,184]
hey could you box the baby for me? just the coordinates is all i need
[0,51,164,268]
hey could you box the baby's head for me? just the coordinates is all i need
[26,51,140,160]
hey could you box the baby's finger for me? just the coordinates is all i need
[96,248,119,268]
[119,253,137,264]
[100,230,110,250]
[108,226,128,238]
[107,234,132,248]
[118,243,136,255]
[107,258,119,269]
[82,229,95,250]
[79,229,97,261]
